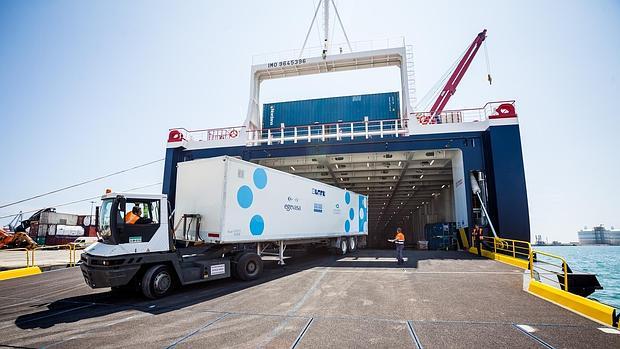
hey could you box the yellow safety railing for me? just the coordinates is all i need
[476,236,532,260]
[1,243,79,269]
[472,235,568,292]
[25,248,35,267]
[470,233,619,328]
[530,249,569,292]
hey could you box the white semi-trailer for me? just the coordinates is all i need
[80,156,368,298]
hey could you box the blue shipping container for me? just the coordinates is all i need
[262,92,400,129]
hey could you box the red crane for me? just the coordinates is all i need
[426,29,490,123]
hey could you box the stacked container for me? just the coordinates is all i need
[425,222,458,250]
[262,92,400,129]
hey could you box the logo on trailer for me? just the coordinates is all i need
[284,204,302,212]
[312,188,326,197]
[287,196,299,202]
[313,203,323,213]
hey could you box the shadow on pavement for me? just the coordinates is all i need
[14,249,482,330]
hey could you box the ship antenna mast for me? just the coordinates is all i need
[299,0,352,59]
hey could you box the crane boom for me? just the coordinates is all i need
[429,29,487,119]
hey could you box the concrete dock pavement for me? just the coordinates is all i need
[0,249,618,348]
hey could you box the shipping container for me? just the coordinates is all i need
[40,212,79,226]
[174,156,368,243]
[262,92,400,129]
[425,222,457,250]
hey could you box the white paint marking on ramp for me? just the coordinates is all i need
[516,324,537,333]
[598,327,620,334]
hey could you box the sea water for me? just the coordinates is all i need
[536,245,620,309]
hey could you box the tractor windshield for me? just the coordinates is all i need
[99,199,113,240]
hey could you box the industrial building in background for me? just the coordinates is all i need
[579,225,620,245]
[2,208,97,247]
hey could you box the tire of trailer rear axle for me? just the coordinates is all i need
[141,264,174,299]
[337,238,348,255]
[235,252,263,281]
[348,236,357,252]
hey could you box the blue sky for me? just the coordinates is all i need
[1,0,619,242]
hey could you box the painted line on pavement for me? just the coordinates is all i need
[165,312,230,348]
[407,320,424,349]
[290,317,314,349]
[513,323,555,349]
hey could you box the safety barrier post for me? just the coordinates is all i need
[529,248,534,278]
[512,241,516,258]
[563,260,568,291]
[68,244,75,267]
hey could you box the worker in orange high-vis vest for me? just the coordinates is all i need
[473,225,483,256]
[125,206,142,224]
[388,227,406,265]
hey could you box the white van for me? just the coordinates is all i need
[73,236,99,249]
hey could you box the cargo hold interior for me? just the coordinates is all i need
[255,150,463,249]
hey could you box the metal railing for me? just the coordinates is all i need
[167,100,517,148]
[477,236,532,260]
[473,235,568,292]
[1,244,79,269]
[413,100,516,125]
[169,126,245,143]
[530,249,569,292]
[248,118,407,146]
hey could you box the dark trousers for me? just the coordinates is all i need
[396,244,404,263]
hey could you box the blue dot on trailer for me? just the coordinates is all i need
[237,185,253,208]
[345,192,351,204]
[345,220,350,233]
[349,208,354,220]
[253,168,268,189]
[250,215,265,235]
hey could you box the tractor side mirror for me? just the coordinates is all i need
[114,196,127,233]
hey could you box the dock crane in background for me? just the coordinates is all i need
[418,29,492,124]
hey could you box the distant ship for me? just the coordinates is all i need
[578,225,620,245]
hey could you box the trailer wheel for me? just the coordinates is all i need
[337,238,348,255]
[348,237,357,252]
[236,253,263,281]
[141,265,173,299]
